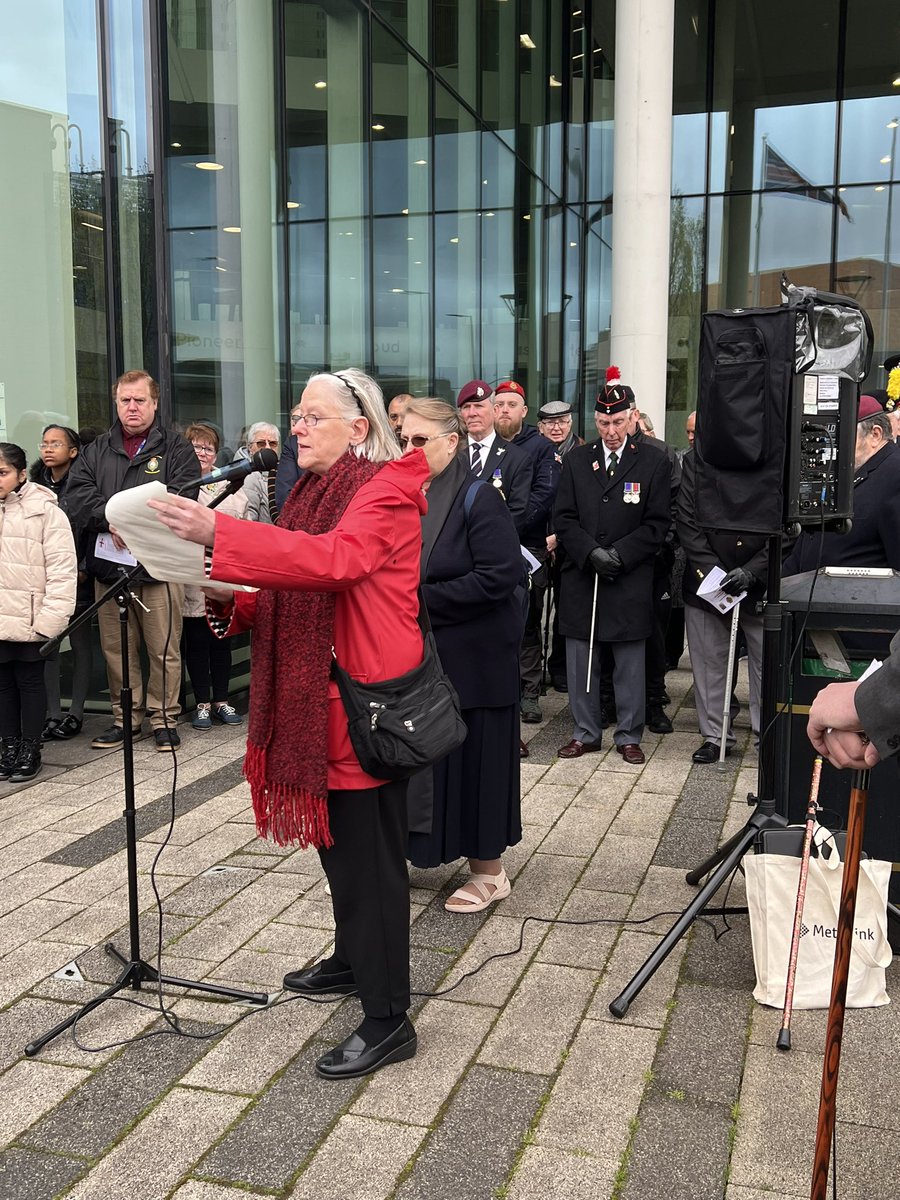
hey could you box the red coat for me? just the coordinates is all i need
[210,452,429,790]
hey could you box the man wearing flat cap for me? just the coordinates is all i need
[784,395,900,577]
[457,379,533,535]
[553,384,672,762]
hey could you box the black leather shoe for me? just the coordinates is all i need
[646,705,674,735]
[282,962,358,996]
[316,1016,417,1079]
[692,740,732,764]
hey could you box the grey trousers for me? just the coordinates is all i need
[566,637,646,746]
[685,603,763,747]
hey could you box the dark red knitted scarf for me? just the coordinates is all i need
[244,450,382,849]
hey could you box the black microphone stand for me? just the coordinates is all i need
[609,533,789,1018]
[25,513,268,1056]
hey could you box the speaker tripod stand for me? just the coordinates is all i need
[25,564,267,1057]
[609,536,790,1018]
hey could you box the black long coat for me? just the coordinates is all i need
[420,456,524,709]
[553,436,672,642]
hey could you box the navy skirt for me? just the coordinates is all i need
[408,703,522,868]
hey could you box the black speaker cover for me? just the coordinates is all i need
[695,306,796,534]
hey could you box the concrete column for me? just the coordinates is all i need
[610,0,675,433]
[235,2,278,422]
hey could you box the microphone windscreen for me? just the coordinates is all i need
[251,447,279,472]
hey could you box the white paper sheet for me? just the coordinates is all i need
[105,482,250,591]
[696,564,747,614]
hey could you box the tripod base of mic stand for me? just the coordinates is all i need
[608,802,788,1020]
[24,942,269,1057]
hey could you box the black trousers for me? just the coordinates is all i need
[183,616,233,704]
[318,779,410,1019]
[0,659,47,740]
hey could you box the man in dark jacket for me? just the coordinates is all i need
[64,370,199,752]
[784,399,900,576]
[457,380,533,535]
[493,380,560,723]
[554,387,672,763]
[676,448,768,764]
[540,401,583,691]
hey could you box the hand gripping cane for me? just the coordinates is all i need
[776,755,823,1051]
[717,602,741,771]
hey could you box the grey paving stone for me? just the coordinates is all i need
[410,890,491,953]
[536,887,630,971]
[500,851,585,919]
[653,983,752,1107]
[681,914,756,991]
[479,961,595,1074]
[20,1019,217,1157]
[289,1114,425,1200]
[162,869,262,919]
[395,1064,548,1200]
[0,1147,85,1200]
[725,1188,806,1200]
[63,1085,247,1200]
[519,707,575,764]
[581,833,658,894]
[0,1059,89,1148]
[520,782,579,828]
[653,814,724,869]
[607,789,677,840]
[588,929,686,1029]
[793,1120,900,1200]
[536,1018,657,1162]
[622,1092,732,1200]
[43,760,246,869]
[538,798,617,858]
[437,913,547,1007]
[506,1145,616,1200]
[672,774,735,821]
[197,1044,365,1190]
[353,998,494,1125]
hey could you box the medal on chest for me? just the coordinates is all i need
[491,468,504,491]
[623,481,641,504]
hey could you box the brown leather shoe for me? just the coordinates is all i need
[557,739,603,759]
[616,743,645,765]
[520,739,529,759]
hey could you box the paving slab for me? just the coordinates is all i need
[520,782,579,828]
[352,998,494,1125]
[499,851,585,919]
[197,1043,365,1190]
[395,1064,548,1200]
[479,960,595,1074]
[437,913,547,1007]
[0,1059,89,1149]
[652,982,752,1106]
[288,1114,425,1200]
[536,887,630,971]
[535,1018,657,1163]
[62,1085,247,1200]
[588,929,686,1030]
[537,798,618,857]
[506,1144,616,1200]
[580,833,658,894]
[607,789,677,840]
[0,1147,86,1200]
[621,1092,732,1200]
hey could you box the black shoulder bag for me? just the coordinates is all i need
[330,591,467,781]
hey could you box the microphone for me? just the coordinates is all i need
[183,447,279,491]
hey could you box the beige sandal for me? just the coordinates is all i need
[444,868,511,913]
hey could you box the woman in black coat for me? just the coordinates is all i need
[401,399,526,913]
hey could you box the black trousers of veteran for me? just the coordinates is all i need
[319,779,410,1018]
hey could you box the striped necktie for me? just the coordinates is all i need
[470,443,484,474]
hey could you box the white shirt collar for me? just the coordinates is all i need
[468,430,497,454]
[603,436,628,469]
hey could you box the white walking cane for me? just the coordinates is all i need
[585,574,600,693]
[718,601,741,771]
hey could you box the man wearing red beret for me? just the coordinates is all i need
[456,380,533,534]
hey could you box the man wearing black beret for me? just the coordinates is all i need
[553,382,672,763]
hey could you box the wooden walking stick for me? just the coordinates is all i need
[810,767,870,1200]
[777,755,823,1051]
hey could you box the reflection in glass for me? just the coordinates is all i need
[666,196,705,441]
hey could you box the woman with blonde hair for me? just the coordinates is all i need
[401,399,525,912]
[149,369,426,1080]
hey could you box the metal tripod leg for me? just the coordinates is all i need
[609,805,787,1018]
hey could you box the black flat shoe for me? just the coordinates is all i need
[41,718,64,743]
[282,962,358,996]
[692,740,732,764]
[316,1017,417,1079]
[49,715,83,740]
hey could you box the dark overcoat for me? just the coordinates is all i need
[462,437,533,536]
[553,436,672,642]
[421,456,524,709]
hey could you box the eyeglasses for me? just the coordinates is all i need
[249,438,280,448]
[40,441,67,450]
[399,432,454,450]
[293,413,349,429]
[540,417,570,427]
[191,443,217,456]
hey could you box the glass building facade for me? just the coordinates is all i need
[1,0,898,452]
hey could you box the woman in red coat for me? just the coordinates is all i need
[150,369,428,1080]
